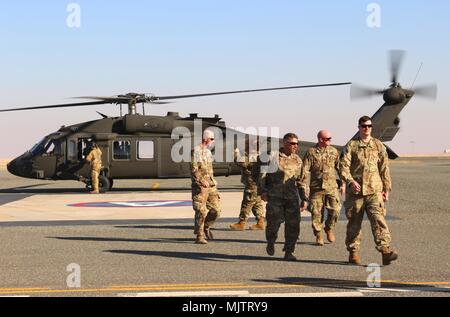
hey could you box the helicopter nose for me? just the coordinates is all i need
[7,159,19,176]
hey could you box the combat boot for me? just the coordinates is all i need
[315,231,324,246]
[249,217,266,230]
[382,249,399,266]
[325,229,336,243]
[348,250,361,265]
[230,219,247,231]
[204,227,214,240]
[283,252,297,262]
[195,235,208,244]
[266,242,275,256]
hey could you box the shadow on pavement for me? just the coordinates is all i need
[252,276,450,293]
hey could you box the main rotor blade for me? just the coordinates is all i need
[155,82,352,101]
[0,100,109,113]
[414,84,438,100]
[72,96,132,103]
[350,84,383,100]
[390,50,406,84]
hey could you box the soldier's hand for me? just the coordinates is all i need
[300,201,307,212]
[201,180,210,188]
[261,193,268,202]
[340,185,346,196]
[350,181,361,193]
[382,191,389,202]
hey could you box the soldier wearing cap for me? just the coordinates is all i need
[259,133,307,261]
[340,116,398,265]
[303,130,344,246]
[190,129,222,244]
[85,143,103,194]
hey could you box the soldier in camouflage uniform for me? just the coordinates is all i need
[85,143,102,194]
[340,116,398,266]
[303,130,344,246]
[230,142,266,231]
[259,133,308,261]
[191,129,221,245]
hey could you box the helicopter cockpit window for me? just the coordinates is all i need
[30,138,60,156]
[137,141,154,159]
[113,141,131,160]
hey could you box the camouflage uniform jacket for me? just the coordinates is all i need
[340,138,392,195]
[234,151,260,190]
[86,148,102,170]
[259,150,306,201]
[303,145,341,192]
[191,145,217,188]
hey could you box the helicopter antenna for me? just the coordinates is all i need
[410,62,423,90]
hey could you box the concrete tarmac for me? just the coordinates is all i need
[0,156,449,297]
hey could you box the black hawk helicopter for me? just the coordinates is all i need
[2,51,436,192]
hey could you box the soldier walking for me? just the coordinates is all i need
[340,116,398,265]
[86,143,102,194]
[230,140,265,231]
[259,133,307,261]
[303,130,344,246]
[191,129,222,244]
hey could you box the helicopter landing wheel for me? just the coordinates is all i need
[85,175,111,193]
[98,175,111,193]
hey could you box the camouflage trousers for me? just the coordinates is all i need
[192,186,221,237]
[266,198,300,253]
[238,188,265,221]
[309,189,341,235]
[90,168,101,192]
[344,192,392,253]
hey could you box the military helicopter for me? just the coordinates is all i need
[2,51,436,192]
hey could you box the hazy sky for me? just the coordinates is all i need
[0,0,449,158]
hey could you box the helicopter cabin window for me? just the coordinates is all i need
[68,140,77,161]
[113,140,131,160]
[137,141,154,160]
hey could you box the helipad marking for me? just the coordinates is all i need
[68,200,192,208]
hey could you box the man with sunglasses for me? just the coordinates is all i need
[259,133,308,261]
[303,130,344,246]
[340,116,398,265]
[191,129,222,244]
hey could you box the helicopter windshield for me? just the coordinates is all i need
[30,138,60,156]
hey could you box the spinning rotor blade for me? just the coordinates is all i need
[0,101,109,113]
[390,50,406,84]
[155,82,352,101]
[414,84,438,100]
[350,84,383,100]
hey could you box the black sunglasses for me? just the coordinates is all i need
[322,137,332,141]
[359,124,373,129]
[288,142,299,146]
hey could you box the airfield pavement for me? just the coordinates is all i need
[0,156,449,298]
